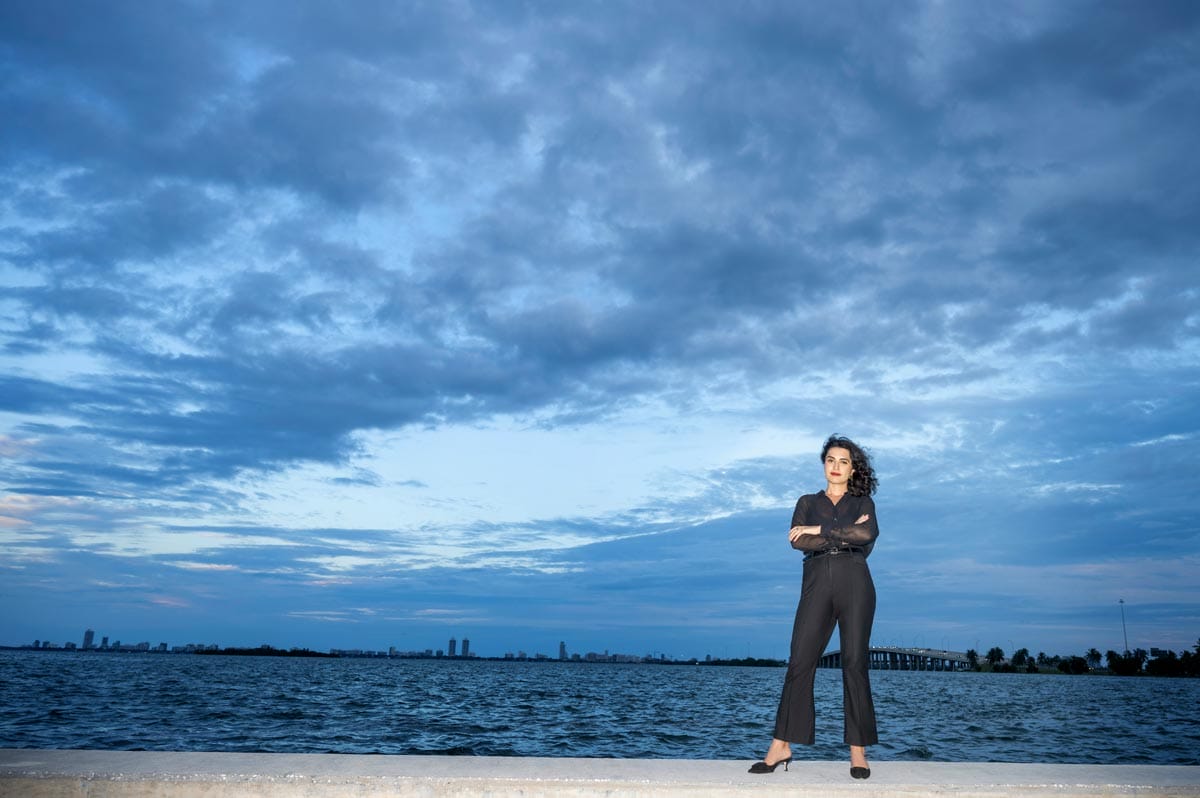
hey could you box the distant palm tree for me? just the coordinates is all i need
[986,646,1005,667]
[966,649,979,670]
[1085,648,1102,669]
[1106,648,1147,676]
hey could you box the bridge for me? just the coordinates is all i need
[819,645,973,671]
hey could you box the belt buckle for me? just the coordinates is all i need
[827,547,844,556]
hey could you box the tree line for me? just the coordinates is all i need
[962,639,1199,677]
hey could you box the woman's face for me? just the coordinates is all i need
[824,446,854,489]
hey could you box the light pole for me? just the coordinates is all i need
[1119,598,1129,654]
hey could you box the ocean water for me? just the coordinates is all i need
[1,650,1197,764]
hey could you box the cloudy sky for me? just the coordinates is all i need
[1,1,1197,661]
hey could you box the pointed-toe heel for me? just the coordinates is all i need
[850,766,871,779]
[748,757,792,774]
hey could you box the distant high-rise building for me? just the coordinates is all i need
[100,636,109,650]
[559,641,567,661]
[462,638,470,658]
[82,629,95,650]
[448,637,457,657]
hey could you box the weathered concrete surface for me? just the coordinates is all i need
[1,749,1198,797]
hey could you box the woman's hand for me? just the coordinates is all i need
[855,514,870,524]
[788,525,820,543]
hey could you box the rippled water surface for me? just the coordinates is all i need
[1,651,1196,763]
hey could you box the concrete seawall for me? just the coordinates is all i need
[2,750,1198,797]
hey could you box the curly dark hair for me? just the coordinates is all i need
[821,434,878,497]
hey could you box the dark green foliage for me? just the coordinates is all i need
[1106,649,1148,676]
[970,638,1198,677]
[1057,656,1089,674]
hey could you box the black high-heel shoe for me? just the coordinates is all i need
[850,765,871,779]
[748,756,792,774]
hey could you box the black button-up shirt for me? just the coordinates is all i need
[789,490,879,557]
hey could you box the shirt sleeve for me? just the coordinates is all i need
[790,495,810,528]
[789,494,829,552]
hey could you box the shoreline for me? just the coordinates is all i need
[3,750,1199,797]
[9,647,1200,678]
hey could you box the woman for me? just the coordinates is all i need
[750,434,880,780]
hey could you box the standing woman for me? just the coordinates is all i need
[750,434,880,780]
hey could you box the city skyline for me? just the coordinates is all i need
[6,627,683,662]
[7,627,675,659]
[2,3,1198,659]
[8,623,1186,667]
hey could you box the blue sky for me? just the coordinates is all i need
[1,1,1197,661]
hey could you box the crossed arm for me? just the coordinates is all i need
[789,513,874,552]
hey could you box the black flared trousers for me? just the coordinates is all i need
[773,551,878,746]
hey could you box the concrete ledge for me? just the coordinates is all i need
[1,750,1198,797]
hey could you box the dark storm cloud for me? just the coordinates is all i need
[0,375,93,414]
[10,184,234,276]
[0,1,229,156]
[186,56,411,207]
[3,5,407,214]
[949,1,1200,103]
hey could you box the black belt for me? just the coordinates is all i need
[805,546,866,561]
